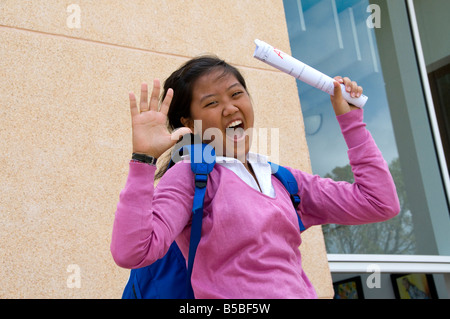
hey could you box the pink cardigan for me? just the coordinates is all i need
[111,109,400,298]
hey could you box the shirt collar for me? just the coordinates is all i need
[216,152,269,165]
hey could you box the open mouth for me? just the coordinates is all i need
[225,120,245,141]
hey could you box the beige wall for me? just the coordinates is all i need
[0,1,333,298]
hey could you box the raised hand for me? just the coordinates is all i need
[330,76,363,116]
[129,79,191,159]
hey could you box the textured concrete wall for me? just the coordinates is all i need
[0,0,333,298]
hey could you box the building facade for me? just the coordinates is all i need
[0,0,331,298]
[1,0,448,299]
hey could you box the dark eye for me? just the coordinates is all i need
[204,101,218,108]
[232,91,243,98]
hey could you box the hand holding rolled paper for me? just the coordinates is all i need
[253,39,368,108]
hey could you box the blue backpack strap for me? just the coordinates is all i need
[269,162,306,232]
[174,143,216,298]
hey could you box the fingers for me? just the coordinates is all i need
[140,82,149,112]
[334,76,363,98]
[129,91,139,117]
[331,76,363,115]
[149,79,160,112]
[159,88,173,116]
[131,79,163,114]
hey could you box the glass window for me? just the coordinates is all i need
[283,0,450,255]
[413,0,450,182]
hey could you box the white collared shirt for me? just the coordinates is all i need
[181,152,275,198]
[215,152,276,198]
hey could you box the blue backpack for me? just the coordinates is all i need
[122,143,305,299]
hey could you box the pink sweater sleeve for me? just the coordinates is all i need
[110,161,195,269]
[295,108,400,227]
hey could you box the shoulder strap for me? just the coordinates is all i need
[169,143,216,299]
[269,162,306,232]
[185,143,215,298]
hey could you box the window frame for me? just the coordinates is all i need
[406,0,450,208]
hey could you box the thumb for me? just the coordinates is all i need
[170,127,193,143]
[330,80,350,116]
[332,80,343,100]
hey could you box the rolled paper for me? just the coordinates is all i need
[253,39,368,108]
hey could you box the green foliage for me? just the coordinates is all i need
[322,158,416,254]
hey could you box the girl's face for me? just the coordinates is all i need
[181,69,254,161]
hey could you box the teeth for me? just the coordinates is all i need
[227,120,242,128]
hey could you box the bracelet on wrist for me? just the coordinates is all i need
[131,153,158,166]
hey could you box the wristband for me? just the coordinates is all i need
[131,153,158,165]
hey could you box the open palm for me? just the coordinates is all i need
[129,79,191,159]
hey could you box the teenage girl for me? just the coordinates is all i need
[111,56,400,298]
